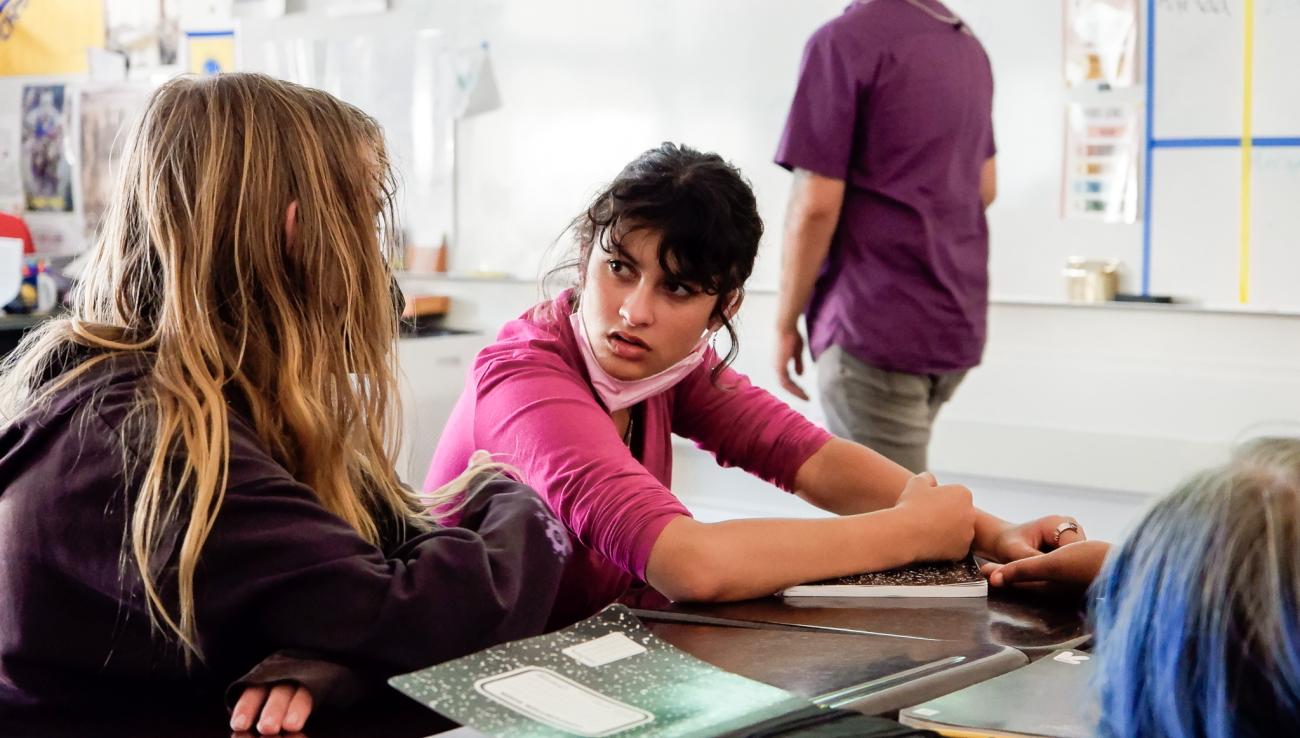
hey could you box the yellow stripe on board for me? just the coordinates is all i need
[1239,0,1255,304]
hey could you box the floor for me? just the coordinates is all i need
[669,440,1151,545]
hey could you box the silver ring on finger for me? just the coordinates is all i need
[1053,520,1082,546]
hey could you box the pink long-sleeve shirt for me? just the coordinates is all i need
[425,290,833,622]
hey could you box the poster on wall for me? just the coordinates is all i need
[81,87,152,239]
[1062,102,1140,223]
[0,0,105,76]
[1064,0,1139,88]
[185,30,237,75]
[20,85,75,213]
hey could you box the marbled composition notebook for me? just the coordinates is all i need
[389,604,820,737]
[780,555,987,598]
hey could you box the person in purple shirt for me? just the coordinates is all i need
[427,143,1086,626]
[774,0,998,473]
[0,74,567,735]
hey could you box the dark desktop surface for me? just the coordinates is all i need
[625,586,1091,659]
[2,590,1088,738]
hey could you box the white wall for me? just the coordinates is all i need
[253,0,842,286]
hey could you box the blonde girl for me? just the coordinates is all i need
[0,74,566,734]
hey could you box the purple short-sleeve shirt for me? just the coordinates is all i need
[775,0,996,374]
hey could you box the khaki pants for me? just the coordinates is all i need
[816,345,967,473]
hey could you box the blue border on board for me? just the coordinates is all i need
[185,30,235,38]
[1151,138,1240,148]
[1142,0,1155,296]
[1151,137,1300,148]
[1149,137,1300,147]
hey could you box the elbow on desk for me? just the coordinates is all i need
[644,519,736,603]
[654,569,728,603]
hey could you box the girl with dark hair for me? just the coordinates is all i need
[426,143,1085,623]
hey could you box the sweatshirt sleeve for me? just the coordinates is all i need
[191,465,569,687]
[469,349,691,580]
[671,360,833,493]
[225,650,367,712]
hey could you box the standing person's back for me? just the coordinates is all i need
[774,0,997,472]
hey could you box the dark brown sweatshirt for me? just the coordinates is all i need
[0,352,568,711]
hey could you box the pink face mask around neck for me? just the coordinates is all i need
[568,309,711,412]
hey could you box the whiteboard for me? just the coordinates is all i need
[1151,0,1242,140]
[1253,0,1300,136]
[1147,147,1241,305]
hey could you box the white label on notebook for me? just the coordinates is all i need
[474,666,654,737]
[911,708,941,717]
[562,631,648,667]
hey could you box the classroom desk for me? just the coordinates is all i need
[646,620,1024,716]
[623,586,1092,661]
[1,591,1086,737]
[622,586,1088,717]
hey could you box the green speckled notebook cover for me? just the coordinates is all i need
[389,604,812,737]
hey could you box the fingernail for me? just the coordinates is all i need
[285,712,301,730]
[231,713,250,731]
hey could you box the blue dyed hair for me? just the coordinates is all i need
[1091,437,1300,738]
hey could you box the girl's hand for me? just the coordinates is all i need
[983,515,1086,564]
[981,540,1112,591]
[230,682,313,735]
[893,472,976,561]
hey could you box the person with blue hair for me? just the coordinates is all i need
[985,437,1300,737]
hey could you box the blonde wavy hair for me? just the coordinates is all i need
[0,74,480,661]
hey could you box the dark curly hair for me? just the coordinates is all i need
[549,142,763,378]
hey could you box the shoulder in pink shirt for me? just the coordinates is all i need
[425,290,831,621]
